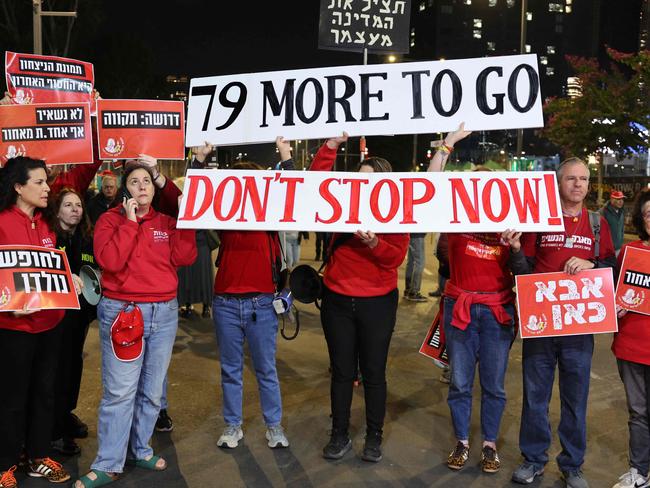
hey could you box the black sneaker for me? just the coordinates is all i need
[406,292,428,302]
[156,409,174,432]
[67,413,88,439]
[361,431,382,462]
[322,430,352,460]
[51,437,81,456]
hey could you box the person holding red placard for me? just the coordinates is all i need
[611,189,650,488]
[503,157,616,488]
[0,157,84,487]
[309,134,409,463]
[427,125,517,474]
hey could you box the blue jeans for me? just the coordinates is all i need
[284,236,301,269]
[443,297,515,442]
[520,335,594,471]
[160,375,168,410]
[405,234,425,294]
[213,294,282,427]
[92,297,178,473]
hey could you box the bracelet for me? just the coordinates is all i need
[437,146,451,155]
[442,142,454,153]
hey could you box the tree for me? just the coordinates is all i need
[543,48,650,158]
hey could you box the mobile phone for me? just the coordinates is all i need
[121,186,133,201]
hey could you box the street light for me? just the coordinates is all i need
[33,0,77,54]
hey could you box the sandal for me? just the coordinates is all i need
[73,470,117,488]
[128,455,167,471]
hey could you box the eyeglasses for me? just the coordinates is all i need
[643,211,650,220]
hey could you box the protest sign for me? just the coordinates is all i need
[516,268,617,339]
[96,99,185,160]
[177,169,563,233]
[0,245,80,312]
[318,0,412,54]
[419,309,448,366]
[186,54,543,146]
[615,246,650,316]
[5,52,95,113]
[0,103,93,165]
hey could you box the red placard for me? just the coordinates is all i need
[616,246,650,316]
[0,103,93,166]
[0,245,80,311]
[96,99,185,160]
[5,52,95,114]
[515,268,617,339]
[419,308,448,365]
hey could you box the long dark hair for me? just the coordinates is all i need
[50,187,93,240]
[0,157,48,212]
[631,188,650,241]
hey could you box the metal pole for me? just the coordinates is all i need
[412,134,418,170]
[515,0,528,167]
[33,0,42,54]
[360,47,368,163]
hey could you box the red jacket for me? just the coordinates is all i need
[214,231,281,294]
[0,207,64,333]
[612,240,650,366]
[94,206,197,302]
[310,143,409,297]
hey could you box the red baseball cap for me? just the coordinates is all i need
[610,190,625,199]
[110,305,144,362]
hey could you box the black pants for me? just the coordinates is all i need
[53,309,91,439]
[320,287,398,434]
[0,325,63,470]
[315,233,331,260]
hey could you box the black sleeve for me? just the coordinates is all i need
[508,249,535,275]
[280,158,295,170]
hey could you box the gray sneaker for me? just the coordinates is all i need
[266,425,289,448]
[512,462,544,484]
[217,425,243,448]
[562,470,590,488]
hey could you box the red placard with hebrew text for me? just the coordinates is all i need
[5,52,95,114]
[616,246,650,316]
[96,99,185,160]
[0,103,93,166]
[515,268,617,339]
[0,245,80,311]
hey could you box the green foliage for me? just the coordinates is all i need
[543,49,650,158]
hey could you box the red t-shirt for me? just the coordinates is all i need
[447,233,513,292]
[612,240,650,366]
[213,231,280,294]
[521,210,615,273]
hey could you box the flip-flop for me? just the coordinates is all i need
[129,455,167,471]
[73,470,117,488]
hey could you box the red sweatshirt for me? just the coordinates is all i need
[0,207,64,333]
[310,143,409,297]
[94,206,197,302]
[612,240,650,366]
[214,231,281,294]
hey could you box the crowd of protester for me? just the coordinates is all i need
[0,113,648,488]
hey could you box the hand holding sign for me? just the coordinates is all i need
[563,256,595,275]
[501,229,522,253]
[276,136,292,161]
[326,132,349,150]
[191,141,215,164]
[443,122,472,148]
[355,230,378,249]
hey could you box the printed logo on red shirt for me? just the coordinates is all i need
[41,237,54,248]
[152,230,169,243]
[465,241,502,261]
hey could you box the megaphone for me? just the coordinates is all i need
[80,265,102,306]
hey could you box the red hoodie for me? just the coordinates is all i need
[310,143,409,297]
[0,207,65,333]
[94,206,197,302]
[612,240,650,366]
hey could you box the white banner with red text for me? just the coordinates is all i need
[177,169,564,233]
[186,54,543,146]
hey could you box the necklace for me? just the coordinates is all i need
[562,211,582,248]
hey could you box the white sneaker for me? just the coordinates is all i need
[217,425,243,448]
[265,425,289,448]
[613,468,649,488]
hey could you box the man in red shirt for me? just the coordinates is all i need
[503,157,616,488]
